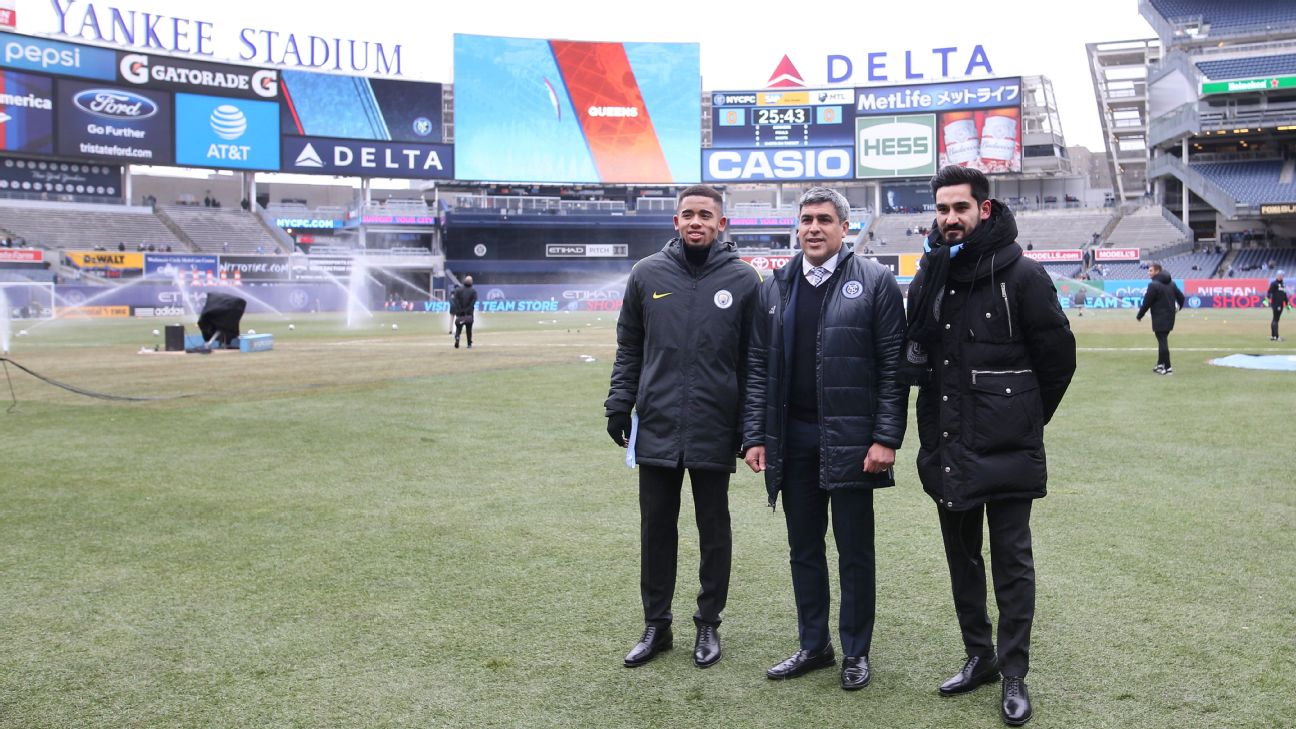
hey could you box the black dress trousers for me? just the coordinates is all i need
[638,464,732,628]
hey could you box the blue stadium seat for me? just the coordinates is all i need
[1191,161,1296,205]
[1196,53,1296,80]
[1150,0,1296,34]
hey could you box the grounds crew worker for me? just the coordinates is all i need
[605,184,761,670]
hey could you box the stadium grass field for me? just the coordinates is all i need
[1,307,1293,728]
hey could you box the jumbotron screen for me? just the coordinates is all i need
[453,34,700,184]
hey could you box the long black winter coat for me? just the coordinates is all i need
[742,248,908,506]
[451,284,478,319]
[908,202,1076,511]
[1137,271,1183,332]
[605,239,763,472]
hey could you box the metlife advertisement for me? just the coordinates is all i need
[174,92,279,170]
[55,78,173,163]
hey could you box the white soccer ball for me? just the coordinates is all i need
[288,324,295,330]
[152,329,160,336]
[392,323,399,330]
[18,329,28,336]
[248,329,256,335]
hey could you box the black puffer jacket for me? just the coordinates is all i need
[606,239,763,472]
[1137,271,1183,332]
[742,248,908,506]
[908,202,1076,511]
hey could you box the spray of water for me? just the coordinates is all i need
[0,288,10,354]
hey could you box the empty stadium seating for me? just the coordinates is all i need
[1230,247,1296,274]
[1013,210,1115,250]
[159,205,283,254]
[1149,0,1296,34]
[1104,206,1190,249]
[1196,53,1296,80]
[1191,160,1296,205]
[0,199,182,250]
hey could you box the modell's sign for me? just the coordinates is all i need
[1094,247,1139,262]
[118,53,279,99]
[0,248,41,262]
[1022,249,1082,262]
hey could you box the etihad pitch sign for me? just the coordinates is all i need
[281,137,453,180]
[0,31,115,80]
[854,114,935,179]
[118,52,278,99]
[0,69,54,153]
[55,79,172,163]
[545,243,628,258]
[174,92,278,170]
[454,34,699,183]
[704,147,853,182]
[280,70,442,143]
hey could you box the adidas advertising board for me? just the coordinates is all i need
[55,79,172,163]
[281,137,453,180]
[174,92,279,170]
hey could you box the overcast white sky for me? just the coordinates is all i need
[25,0,1159,151]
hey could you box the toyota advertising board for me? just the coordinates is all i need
[174,92,279,170]
[54,79,172,163]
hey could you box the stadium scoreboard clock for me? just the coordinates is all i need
[711,89,855,148]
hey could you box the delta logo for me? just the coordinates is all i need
[767,55,806,88]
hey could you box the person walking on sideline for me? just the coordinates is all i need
[1268,270,1288,341]
[451,275,478,348]
[1136,262,1184,374]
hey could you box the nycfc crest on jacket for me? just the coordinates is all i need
[606,238,763,472]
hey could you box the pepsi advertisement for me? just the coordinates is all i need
[0,69,54,153]
[174,92,279,170]
[0,31,116,81]
[55,79,172,163]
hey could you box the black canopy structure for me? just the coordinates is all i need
[197,293,247,348]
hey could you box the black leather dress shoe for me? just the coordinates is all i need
[766,645,836,680]
[939,653,1001,695]
[1001,676,1032,726]
[624,625,672,667]
[840,656,871,690]
[693,624,721,668]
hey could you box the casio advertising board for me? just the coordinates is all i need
[0,69,54,153]
[118,52,279,99]
[0,31,116,80]
[174,92,278,170]
[55,79,172,163]
[854,114,935,178]
[704,146,853,182]
[281,136,453,180]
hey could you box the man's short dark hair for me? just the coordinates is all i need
[676,185,724,211]
[1148,261,1163,272]
[930,165,990,204]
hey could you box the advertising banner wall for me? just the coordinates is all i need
[144,253,219,278]
[0,68,53,153]
[1024,249,1083,262]
[63,250,144,276]
[117,52,279,100]
[0,247,41,262]
[1093,247,1140,261]
[56,282,349,314]
[218,254,291,281]
[55,78,173,163]
[705,146,854,182]
[454,34,699,184]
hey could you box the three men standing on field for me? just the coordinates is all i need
[606,169,1074,728]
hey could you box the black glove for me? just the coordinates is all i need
[607,412,631,447]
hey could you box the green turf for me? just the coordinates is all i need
[1,308,1293,728]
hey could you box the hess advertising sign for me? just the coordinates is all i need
[55,79,173,163]
[855,114,936,178]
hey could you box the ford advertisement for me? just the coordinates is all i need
[54,79,172,163]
